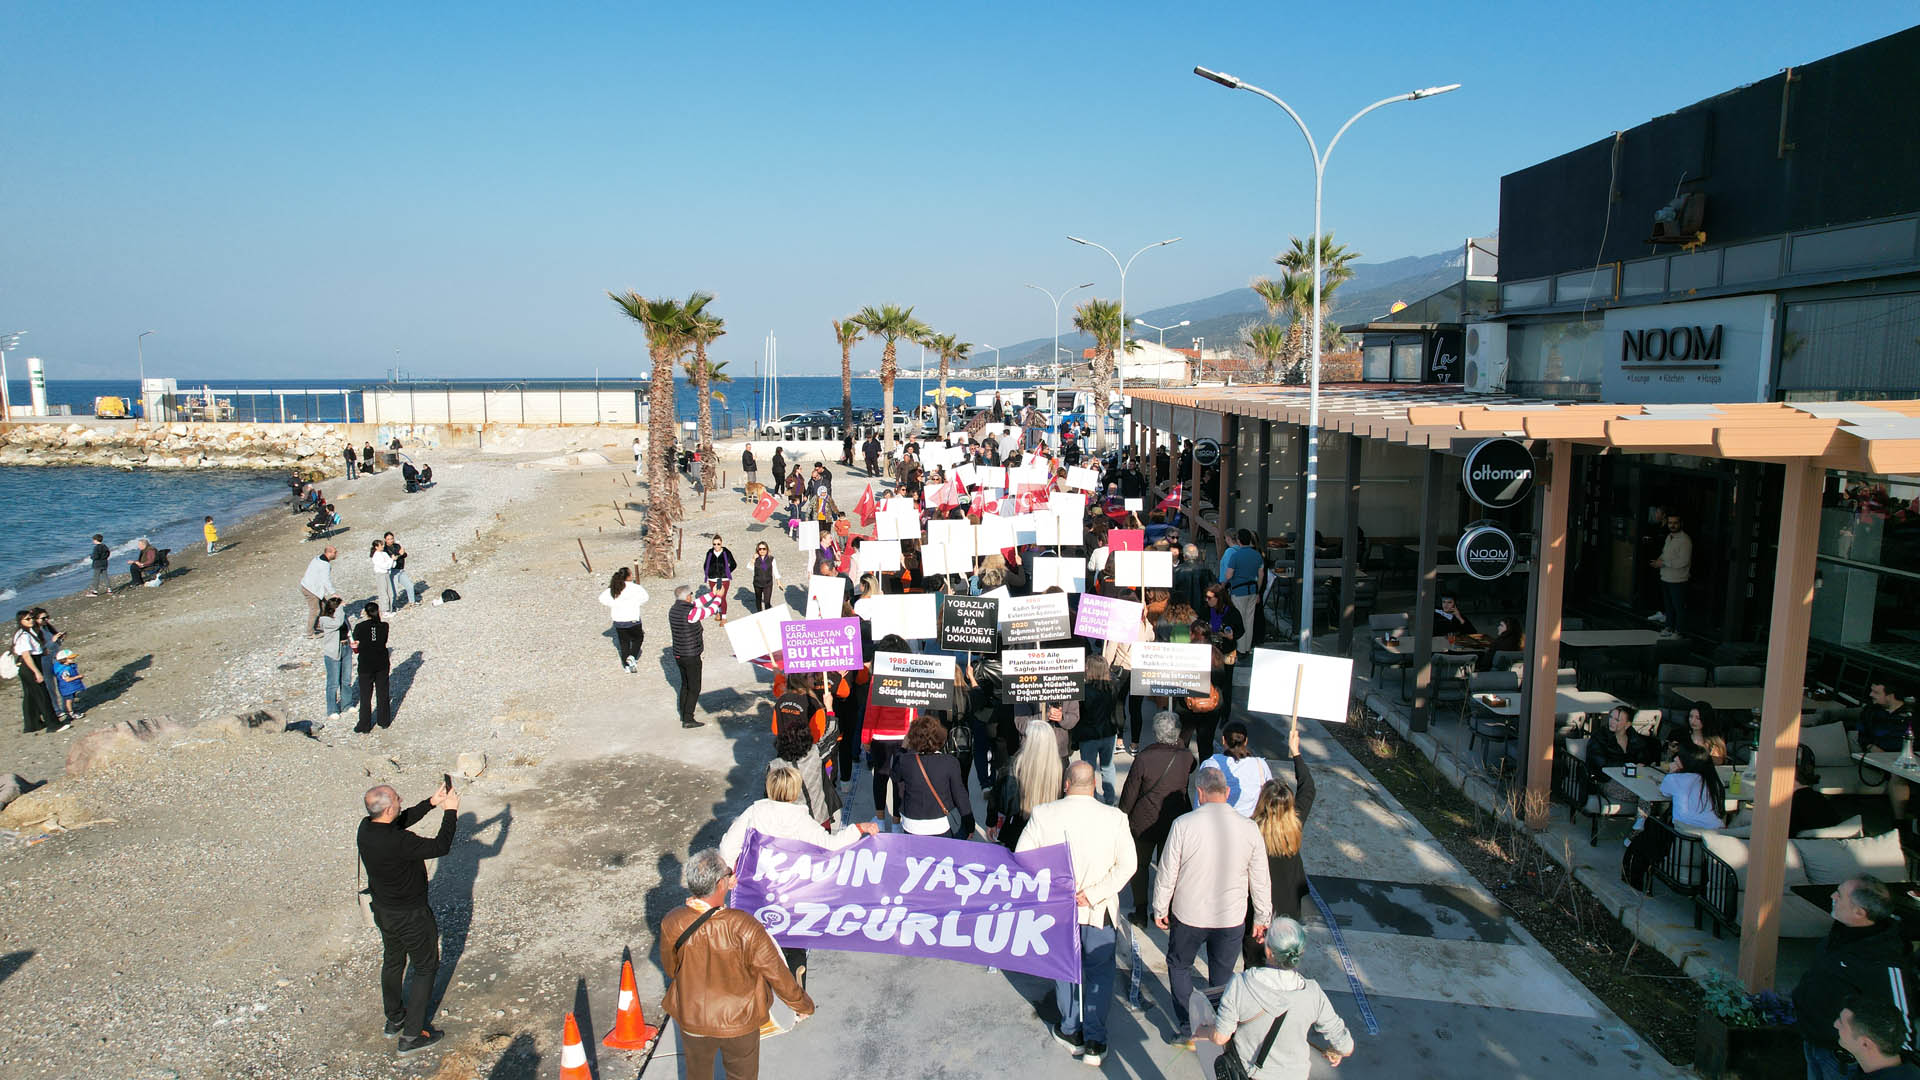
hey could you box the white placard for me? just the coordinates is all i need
[977,516,1015,552]
[882,497,916,515]
[1032,513,1061,546]
[1124,498,1144,512]
[1031,556,1086,593]
[954,464,978,488]
[1112,550,1175,588]
[1010,465,1049,489]
[1053,510,1085,548]
[875,512,908,542]
[918,542,955,576]
[1009,514,1041,547]
[856,539,903,573]
[1248,649,1355,723]
[944,526,977,564]
[949,432,972,446]
[855,593,939,640]
[805,575,845,619]
[1048,492,1088,518]
[1065,466,1100,492]
[725,606,791,662]
[794,520,819,552]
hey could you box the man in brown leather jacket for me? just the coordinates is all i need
[660,847,814,1079]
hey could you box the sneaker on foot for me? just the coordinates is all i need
[383,1019,404,1036]
[1647,611,1667,623]
[1167,1032,1195,1051]
[396,1028,443,1054]
[1081,1041,1107,1066]
[53,721,72,733]
[1050,1022,1085,1056]
[681,718,706,728]
[84,591,98,597]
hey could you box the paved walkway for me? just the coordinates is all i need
[640,700,1682,1078]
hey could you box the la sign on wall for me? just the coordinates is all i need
[1600,295,1776,404]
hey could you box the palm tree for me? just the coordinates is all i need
[925,332,973,438]
[1271,233,1359,376]
[683,292,725,491]
[609,291,688,577]
[1072,298,1127,451]
[1250,269,1316,377]
[852,304,931,460]
[831,318,864,439]
[1243,323,1290,382]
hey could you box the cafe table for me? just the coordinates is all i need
[1853,751,1920,785]
[1602,764,1752,809]
[1473,688,1626,717]
[1376,634,1491,657]
[1672,686,1827,714]
[1559,629,1662,649]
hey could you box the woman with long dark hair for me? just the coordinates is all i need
[1245,722,1316,966]
[315,596,354,729]
[750,542,781,613]
[598,567,648,672]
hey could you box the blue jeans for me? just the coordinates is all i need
[1079,737,1116,803]
[1662,580,1687,636]
[1055,924,1117,1045]
[324,651,352,717]
[1803,1043,1857,1080]
[387,568,416,611]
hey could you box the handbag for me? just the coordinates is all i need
[916,754,963,837]
[1185,681,1222,714]
[1214,1011,1287,1080]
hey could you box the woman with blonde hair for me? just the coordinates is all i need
[995,719,1065,850]
[1246,721,1317,968]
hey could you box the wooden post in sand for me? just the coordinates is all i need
[577,539,592,573]
[612,501,626,526]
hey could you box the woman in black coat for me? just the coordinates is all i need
[1246,721,1317,966]
[890,715,973,839]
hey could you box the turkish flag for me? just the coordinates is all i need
[855,484,877,526]
[752,490,778,523]
[1157,483,1182,511]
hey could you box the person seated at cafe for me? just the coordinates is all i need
[1434,594,1476,637]
[1788,748,1850,836]
[1857,682,1912,753]
[1490,617,1524,654]
[1666,703,1730,766]
[1586,705,1660,812]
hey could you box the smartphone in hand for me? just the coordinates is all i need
[442,772,453,794]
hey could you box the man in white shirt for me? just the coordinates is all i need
[1649,513,1693,636]
[1018,762,1137,1067]
[1153,767,1271,1046]
[301,546,338,635]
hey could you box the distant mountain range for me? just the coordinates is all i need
[981,244,1474,367]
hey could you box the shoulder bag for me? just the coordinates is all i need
[1214,1010,1287,1080]
[916,754,963,837]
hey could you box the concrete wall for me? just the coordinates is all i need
[363,387,647,426]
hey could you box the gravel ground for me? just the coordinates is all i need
[0,434,831,1079]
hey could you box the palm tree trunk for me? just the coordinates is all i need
[1092,349,1114,453]
[643,345,680,578]
[1282,321,1307,383]
[694,345,717,490]
[880,342,898,462]
[937,357,950,439]
[840,345,854,443]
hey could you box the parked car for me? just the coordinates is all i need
[759,411,836,435]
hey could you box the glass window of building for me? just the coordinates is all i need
[1668,250,1721,291]
[1501,279,1550,309]
[1778,293,1920,397]
[1813,470,1920,684]
[1721,240,1783,284]
[1363,344,1391,381]
[1620,258,1667,297]
[1556,268,1614,303]
[1392,340,1423,382]
[1791,220,1919,275]
[1504,319,1606,400]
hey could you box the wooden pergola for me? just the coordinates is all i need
[1127,385,1920,987]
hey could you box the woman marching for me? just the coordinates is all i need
[750,541,781,613]
[1245,720,1317,967]
[598,567,649,673]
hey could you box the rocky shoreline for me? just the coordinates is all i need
[0,422,353,477]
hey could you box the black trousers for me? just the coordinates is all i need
[753,581,774,612]
[20,676,58,733]
[358,665,392,731]
[837,686,867,779]
[613,623,644,666]
[371,903,439,1035]
[675,655,702,724]
[1131,822,1173,919]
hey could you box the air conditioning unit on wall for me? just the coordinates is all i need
[1463,323,1509,394]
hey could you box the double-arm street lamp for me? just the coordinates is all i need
[1193,65,1459,650]
[1067,235,1181,452]
[1026,281,1094,448]
[1135,317,1192,387]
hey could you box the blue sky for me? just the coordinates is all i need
[3,2,1915,379]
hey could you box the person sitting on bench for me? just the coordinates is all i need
[306,503,338,540]
[128,539,162,586]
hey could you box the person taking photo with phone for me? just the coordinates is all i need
[357,779,459,1055]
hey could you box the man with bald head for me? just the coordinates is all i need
[1017,760,1137,1067]
[357,780,459,1055]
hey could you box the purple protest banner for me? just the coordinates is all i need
[1072,593,1142,642]
[731,830,1081,983]
[780,617,863,674]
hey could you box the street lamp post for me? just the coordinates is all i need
[1026,281,1094,451]
[137,329,156,423]
[1134,317,1192,386]
[1193,336,1206,384]
[1067,236,1181,454]
[1194,65,1459,650]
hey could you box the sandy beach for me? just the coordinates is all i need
[0,430,818,1079]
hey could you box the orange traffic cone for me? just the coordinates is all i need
[601,958,660,1050]
[559,1011,594,1080]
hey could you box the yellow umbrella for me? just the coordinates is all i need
[924,387,972,398]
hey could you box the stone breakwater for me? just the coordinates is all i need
[0,423,351,477]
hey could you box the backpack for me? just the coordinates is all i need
[440,588,461,603]
[0,650,17,680]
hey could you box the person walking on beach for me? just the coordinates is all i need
[51,648,86,724]
[742,445,757,490]
[357,780,457,1055]
[863,432,881,476]
[11,610,64,734]
[315,596,353,730]
[203,515,220,555]
[353,601,393,731]
[599,567,648,673]
[659,847,815,1080]
[704,536,738,621]
[668,585,710,728]
[770,447,788,495]
[87,534,113,597]
[32,610,67,721]
[749,542,780,613]
[343,445,358,480]
[382,533,417,612]
[301,545,338,634]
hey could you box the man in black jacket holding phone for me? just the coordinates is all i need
[358,780,459,1055]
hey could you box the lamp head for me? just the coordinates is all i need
[1077,281,1094,289]
[1067,235,1091,246]
[1193,66,1241,89]
[1177,320,1191,327]
[1410,83,1462,99]
[1133,318,1147,326]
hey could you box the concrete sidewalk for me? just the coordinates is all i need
[639,708,1683,1079]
